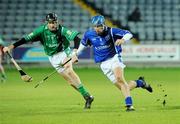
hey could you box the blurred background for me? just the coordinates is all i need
[0,0,180,67]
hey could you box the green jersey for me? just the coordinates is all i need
[24,24,79,56]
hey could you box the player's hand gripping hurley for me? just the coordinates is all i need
[7,52,33,82]
[34,58,72,88]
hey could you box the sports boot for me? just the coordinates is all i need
[126,105,135,112]
[84,95,94,109]
[138,77,153,93]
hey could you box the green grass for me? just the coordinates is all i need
[1,67,180,124]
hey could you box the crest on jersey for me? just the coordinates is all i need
[98,38,104,45]
[105,35,110,41]
[92,37,104,45]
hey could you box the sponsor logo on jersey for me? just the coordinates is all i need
[95,45,111,50]
[92,37,100,41]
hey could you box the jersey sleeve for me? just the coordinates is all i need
[61,27,79,42]
[112,28,132,38]
[24,25,44,42]
[81,31,91,46]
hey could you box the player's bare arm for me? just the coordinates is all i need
[115,39,125,46]
[3,37,27,53]
[3,45,14,53]
[115,33,133,46]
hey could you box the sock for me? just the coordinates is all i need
[136,79,144,88]
[1,74,6,79]
[125,96,133,106]
[77,84,90,97]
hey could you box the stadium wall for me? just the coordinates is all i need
[8,44,180,68]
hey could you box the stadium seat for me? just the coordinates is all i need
[0,0,92,41]
[85,0,180,43]
[0,0,180,43]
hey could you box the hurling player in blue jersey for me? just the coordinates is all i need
[74,15,153,111]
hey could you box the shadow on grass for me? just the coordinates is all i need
[155,105,180,110]
[20,105,125,117]
[164,106,180,110]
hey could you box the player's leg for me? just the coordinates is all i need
[60,61,94,109]
[49,52,94,109]
[100,56,134,111]
[111,54,152,92]
[61,60,89,95]
[113,67,130,97]
[0,50,6,82]
[112,67,134,111]
[127,80,137,90]
[128,77,153,92]
[60,70,78,90]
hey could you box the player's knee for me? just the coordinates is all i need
[67,69,75,77]
[63,62,72,69]
[64,66,73,73]
[116,77,125,84]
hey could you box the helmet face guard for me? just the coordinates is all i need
[91,15,106,34]
[46,13,58,22]
[46,13,59,31]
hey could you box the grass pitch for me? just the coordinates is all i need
[0,67,180,124]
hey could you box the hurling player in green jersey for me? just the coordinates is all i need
[0,37,6,82]
[3,13,94,109]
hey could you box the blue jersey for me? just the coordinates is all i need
[81,27,132,63]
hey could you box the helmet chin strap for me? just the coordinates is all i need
[98,25,108,35]
[102,24,106,31]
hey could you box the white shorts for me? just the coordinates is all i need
[49,51,70,73]
[100,54,126,83]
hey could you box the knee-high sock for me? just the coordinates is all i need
[77,84,90,97]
